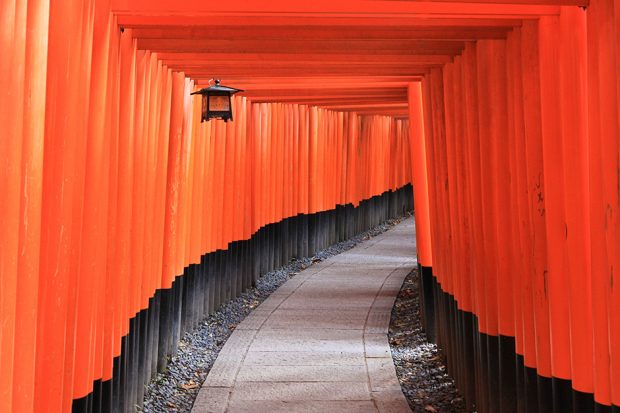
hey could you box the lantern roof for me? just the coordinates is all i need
[190,79,243,96]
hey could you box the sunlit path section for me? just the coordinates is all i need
[193,218,416,413]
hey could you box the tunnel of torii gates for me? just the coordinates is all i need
[1,0,620,412]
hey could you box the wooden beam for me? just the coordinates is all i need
[111,0,561,16]
[168,62,446,71]
[137,38,465,54]
[118,16,526,28]
[157,53,453,65]
[133,25,511,41]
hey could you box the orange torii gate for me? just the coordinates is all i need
[1,0,619,412]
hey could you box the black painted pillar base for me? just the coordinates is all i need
[419,265,619,413]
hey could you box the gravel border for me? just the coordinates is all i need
[389,269,468,413]
[142,214,411,412]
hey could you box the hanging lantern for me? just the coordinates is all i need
[190,79,243,122]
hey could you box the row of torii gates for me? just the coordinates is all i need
[1,0,619,412]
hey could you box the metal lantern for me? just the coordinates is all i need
[190,79,243,123]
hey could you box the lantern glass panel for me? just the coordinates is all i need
[209,94,230,112]
[201,95,207,119]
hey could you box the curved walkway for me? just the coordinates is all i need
[192,217,416,413]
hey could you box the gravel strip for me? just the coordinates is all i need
[389,269,469,413]
[142,214,411,412]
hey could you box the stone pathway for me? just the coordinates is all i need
[192,218,417,413]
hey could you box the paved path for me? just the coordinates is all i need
[192,217,416,413]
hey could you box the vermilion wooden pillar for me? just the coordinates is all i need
[587,0,617,407]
